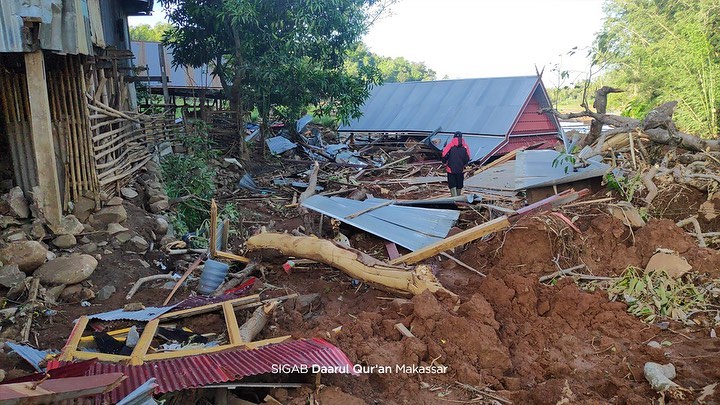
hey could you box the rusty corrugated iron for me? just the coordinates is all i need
[48,338,356,403]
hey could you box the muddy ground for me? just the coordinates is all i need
[2,162,719,404]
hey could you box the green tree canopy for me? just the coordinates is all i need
[159,0,391,129]
[345,43,436,83]
[596,0,720,137]
[129,22,173,42]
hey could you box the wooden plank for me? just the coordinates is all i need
[129,318,159,365]
[389,216,511,265]
[71,351,131,363]
[384,241,400,260]
[223,301,242,344]
[59,316,89,361]
[143,336,291,362]
[210,199,218,257]
[24,51,61,225]
[162,252,208,306]
[215,250,251,263]
[161,294,261,320]
[345,199,394,219]
[394,323,415,338]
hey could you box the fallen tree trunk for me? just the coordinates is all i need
[246,232,452,297]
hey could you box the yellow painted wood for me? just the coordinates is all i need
[389,216,511,265]
[129,318,160,365]
[72,351,130,362]
[59,316,89,361]
[160,294,261,320]
[223,301,242,344]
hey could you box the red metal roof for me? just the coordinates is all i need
[48,338,355,403]
[492,134,559,156]
[510,97,558,135]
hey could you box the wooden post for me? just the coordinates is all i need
[24,51,62,226]
[158,44,171,106]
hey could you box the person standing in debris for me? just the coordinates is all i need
[441,131,471,196]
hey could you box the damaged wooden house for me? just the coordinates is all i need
[340,75,563,163]
[0,0,178,229]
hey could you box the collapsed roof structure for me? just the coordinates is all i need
[339,75,562,163]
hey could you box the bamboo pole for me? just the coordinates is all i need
[59,59,81,200]
[79,60,100,195]
[19,73,39,191]
[69,57,90,194]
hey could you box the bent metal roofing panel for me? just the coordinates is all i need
[339,76,540,136]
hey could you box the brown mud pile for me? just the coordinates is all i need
[269,213,720,404]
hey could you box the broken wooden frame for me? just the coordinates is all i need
[59,293,296,365]
[210,199,250,263]
[389,188,591,265]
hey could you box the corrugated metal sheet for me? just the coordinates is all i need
[493,134,559,156]
[0,0,96,54]
[1,360,97,384]
[340,76,540,136]
[50,338,356,403]
[5,342,57,372]
[84,306,176,322]
[426,133,505,162]
[301,195,459,251]
[465,150,610,191]
[116,378,158,405]
[510,98,557,135]
[131,41,223,90]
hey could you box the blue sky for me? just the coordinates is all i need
[129,0,606,87]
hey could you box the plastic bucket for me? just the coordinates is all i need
[197,259,230,295]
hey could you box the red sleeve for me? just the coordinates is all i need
[463,141,471,159]
[442,138,457,157]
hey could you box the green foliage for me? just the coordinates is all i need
[345,43,436,83]
[160,121,218,232]
[604,172,642,202]
[160,0,391,126]
[608,266,708,323]
[129,22,173,42]
[551,151,577,174]
[596,0,720,137]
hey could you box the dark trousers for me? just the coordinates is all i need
[447,172,464,189]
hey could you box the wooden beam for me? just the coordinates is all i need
[24,51,61,225]
[389,216,511,265]
[345,199,394,219]
[223,301,242,344]
[160,294,262,320]
[59,315,89,361]
[215,250,251,263]
[129,318,160,365]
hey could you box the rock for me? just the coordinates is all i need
[29,220,46,240]
[0,264,25,288]
[126,236,149,253]
[124,302,145,311]
[52,234,77,249]
[114,231,133,244]
[106,197,124,206]
[155,217,169,235]
[94,205,127,225]
[149,200,169,213]
[45,284,66,304]
[645,251,692,278]
[83,223,94,233]
[148,195,167,204]
[48,215,85,236]
[146,187,163,198]
[72,197,96,223]
[79,236,90,244]
[34,254,98,285]
[60,284,96,303]
[0,240,48,273]
[96,285,116,301]
[1,187,29,218]
[79,242,98,254]
[27,186,45,219]
[0,216,21,229]
[295,293,321,313]
[120,188,139,199]
[6,232,25,242]
[106,223,129,235]
[138,259,150,268]
[608,202,646,229]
